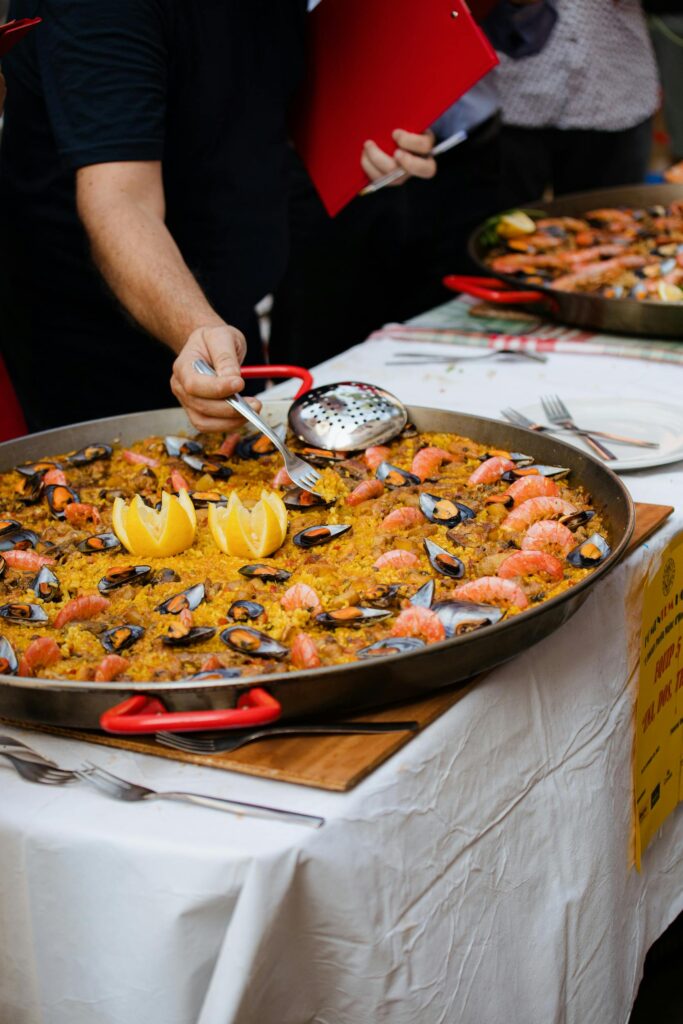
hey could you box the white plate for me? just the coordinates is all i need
[515,398,683,473]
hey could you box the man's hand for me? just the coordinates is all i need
[171,324,261,433]
[361,129,437,186]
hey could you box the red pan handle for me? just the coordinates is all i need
[100,687,282,734]
[443,275,546,305]
[241,365,312,399]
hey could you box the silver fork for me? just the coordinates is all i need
[501,407,659,448]
[0,733,61,765]
[386,350,547,366]
[193,358,321,492]
[75,761,324,828]
[155,720,419,754]
[540,395,616,461]
[0,749,75,785]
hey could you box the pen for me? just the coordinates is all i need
[359,129,468,195]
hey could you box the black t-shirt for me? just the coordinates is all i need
[0,0,307,428]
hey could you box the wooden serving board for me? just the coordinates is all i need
[0,502,673,792]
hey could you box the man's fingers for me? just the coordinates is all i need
[204,325,247,373]
[394,149,437,180]
[361,139,398,180]
[392,128,435,155]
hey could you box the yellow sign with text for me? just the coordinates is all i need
[634,533,683,868]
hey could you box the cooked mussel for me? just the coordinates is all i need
[0,529,39,551]
[419,493,475,527]
[432,600,503,637]
[0,556,5,580]
[189,490,228,508]
[14,474,44,504]
[164,435,203,458]
[235,427,286,460]
[16,460,61,477]
[228,600,265,622]
[501,465,570,483]
[188,667,243,680]
[357,636,426,658]
[0,518,22,538]
[560,509,596,532]
[296,447,346,466]
[31,566,61,602]
[67,444,113,466]
[283,488,334,510]
[101,624,145,652]
[181,454,233,480]
[220,626,289,659]
[376,462,420,488]
[238,564,292,583]
[161,623,216,647]
[77,533,122,554]
[155,583,205,615]
[98,565,152,593]
[508,453,535,467]
[0,602,48,624]
[293,524,351,548]
[409,580,435,608]
[151,568,181,586]
[45,484,80,519]
[0,635,18,674]
[423,539,465,579]
[315,606,391,628]
[362,583,403,609]
[567,533,611,568]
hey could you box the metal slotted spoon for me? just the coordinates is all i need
[288,381,408,451]
[193,359,321,491]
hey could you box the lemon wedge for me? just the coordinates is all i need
[657,281,683,303]
[209,490,287,558]
[497,211,536,239]
[112,490,197,557]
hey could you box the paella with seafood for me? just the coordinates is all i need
[482,203,683,302]
[0,424,611,683]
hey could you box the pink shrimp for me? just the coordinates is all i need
[552,255,647,292]
[272,466,294,488]
[18,637,61,678]
[346,479,384,506]
[535,217,590,233]
[497,550,564,582]
[43,468,68,486]
[562,244,624,265]
[452,577,529,609]
[200,654,225,672]
[94,654,129,682]
[380,507,424,531]
[364,445,391,471]
[502,497,577,533]
[170,469,190,492]
[505,475,559,505]
[281,583,323,616]
[2,550,55,571]
[584,208,636,224]
[521,520,576,557]
[373,549,419,570]
[411,447,459,482]
[123,449,159,468]
[468,456,515,486]
[64,502,102,529]
[391,606,445,643]
[54,594,110,629]
[291,632,322,669]
[218,433,241,457]
[491,253,566,274]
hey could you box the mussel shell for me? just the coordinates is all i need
[189,490,228,508]
[0,602,48,624]
[155,583,205,615]
[220,626,289,659]
[501,465,570,483]
[228,600,265,622]
[164,435,203,458]
[14,474,44,504]
[45,484,80,519]
[181,454,233,480]
[454,502,476,521]
[67,444,113,466]
[0,518,22,538]
[283,488,334,510]
[151,568,181,585]
[188,667,243,680]
[31,566,61,602]
[432,600,503,637]
[296,447,347,466]
[315,606,391,628]
[238,564,292,583]
[293,524,352,548]
[419,493,463,527]
[162,624,216,647]
[0,635,18,675]
[16,460,61,477]
[409,580,435,608]
[0,556,5,580]
[235,432,282,460]
[77,533,122,554]
[560,509,596,532]
[101,624,145,653]
[357,636,425,658]
[567,533,611,568]
[362,583,403,609]
[0,529,40,551]
[376,462,420,487]
[98,565,152,593]
[508,452,535,466]
[423,539,465,579]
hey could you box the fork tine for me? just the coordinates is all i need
[552,394,571,418]
[82,760,129,785]
[155,733,214,752]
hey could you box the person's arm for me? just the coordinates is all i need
[76,160,257,433]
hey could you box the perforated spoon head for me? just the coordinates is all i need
[288,381,408,452]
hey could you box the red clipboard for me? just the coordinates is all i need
[290,0,498,217]
[0,18,41,58]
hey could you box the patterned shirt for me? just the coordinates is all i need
[496,0,660,131]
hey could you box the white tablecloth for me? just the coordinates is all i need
[1,338,682,1024]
